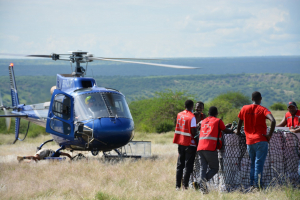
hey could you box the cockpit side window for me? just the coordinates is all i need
[102,93,132,119]
[52,94,71,120]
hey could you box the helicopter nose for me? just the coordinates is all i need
[92,118,134,150]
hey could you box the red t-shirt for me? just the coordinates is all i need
[238,104,271,145]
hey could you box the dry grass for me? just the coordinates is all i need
[271,110,286,124]
[0,133,299,200]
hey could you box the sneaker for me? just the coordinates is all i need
[182,186,188,191]
[17,156,24,163]
[193,182,199,190]
[176,187,180,191]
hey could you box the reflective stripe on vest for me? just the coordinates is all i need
[199,136,221,141]
[175,130,192,137]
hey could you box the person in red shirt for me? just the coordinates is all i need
[236,91,275,189]
[194,101,206,144]
[173,100,197,190]
[277,101,300,133]
[197,106,232,193]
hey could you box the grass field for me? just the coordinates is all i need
[1,131,300,200]
[271,110,286,124]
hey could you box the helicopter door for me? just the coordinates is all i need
[46,91,74,140]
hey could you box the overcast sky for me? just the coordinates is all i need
[0,0,299,58]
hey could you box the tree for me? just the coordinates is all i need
[270,102,286,111]
[208,92,251,122]
[129,90,195,133]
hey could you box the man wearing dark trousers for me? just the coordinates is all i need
[173,100,197,190]
[197,106,232,194]
[236,91,275,189]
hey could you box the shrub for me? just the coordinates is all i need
[270,102,286,110]
[155,122,174,133]
[129,89,195,133]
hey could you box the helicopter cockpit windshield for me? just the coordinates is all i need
[74,92,132,121]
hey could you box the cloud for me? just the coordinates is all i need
[0,0,299,57]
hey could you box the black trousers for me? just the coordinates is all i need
[176,145,196,188]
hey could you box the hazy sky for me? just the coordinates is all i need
[0,0,299,58]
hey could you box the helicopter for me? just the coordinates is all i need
[0,51,199,159]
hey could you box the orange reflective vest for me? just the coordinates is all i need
[286,110,300,128]
[197,116,222,151]
[173,110,195,146]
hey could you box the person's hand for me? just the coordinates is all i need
[290,129,296,133]
[234,129,241,135]
[225,123,232,128]
[264,134,271,142]
[197,121,202,127]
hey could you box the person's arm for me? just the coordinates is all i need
[222,127,233,134]
[276,116,287,127]
[190,117,197,137]
[265,114,276,141]
[290,127,300,133]
[191,127,197,137]
[220,120,232,134]
[235,118,243,135]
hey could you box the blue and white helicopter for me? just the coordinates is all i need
[0,51,198,158]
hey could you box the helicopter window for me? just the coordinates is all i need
[74,92,132,121]
[81,80,93,88]
[102,93,132,119]
[52,94,71,120]
[74,93,109,121]
[50,118,71,135]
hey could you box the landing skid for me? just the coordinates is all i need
[103,149,141,159]
[71,153,86,161]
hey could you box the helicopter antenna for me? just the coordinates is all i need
[85,62,88,76]
[70,62,73,74]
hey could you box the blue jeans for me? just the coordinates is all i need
[247,141,268,187]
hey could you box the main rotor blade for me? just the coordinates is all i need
[93,57,161,61]
[90,57,200,69]
[0,53,52,58]
[27,55,52,58]
[0,53,28,57]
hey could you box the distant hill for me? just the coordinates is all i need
[0,73,299,108]
[0,56,299,76]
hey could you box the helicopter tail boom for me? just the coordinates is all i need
[8,63,22,143]
[9,63,20,107]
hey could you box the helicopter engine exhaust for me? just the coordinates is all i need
[50,86,56,95]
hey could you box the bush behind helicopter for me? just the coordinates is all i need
[0,51,199,159]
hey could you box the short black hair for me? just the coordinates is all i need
[208,106,218,116]
[252,91,262,101]
[196,101,204,107]
[185,100,194,109]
